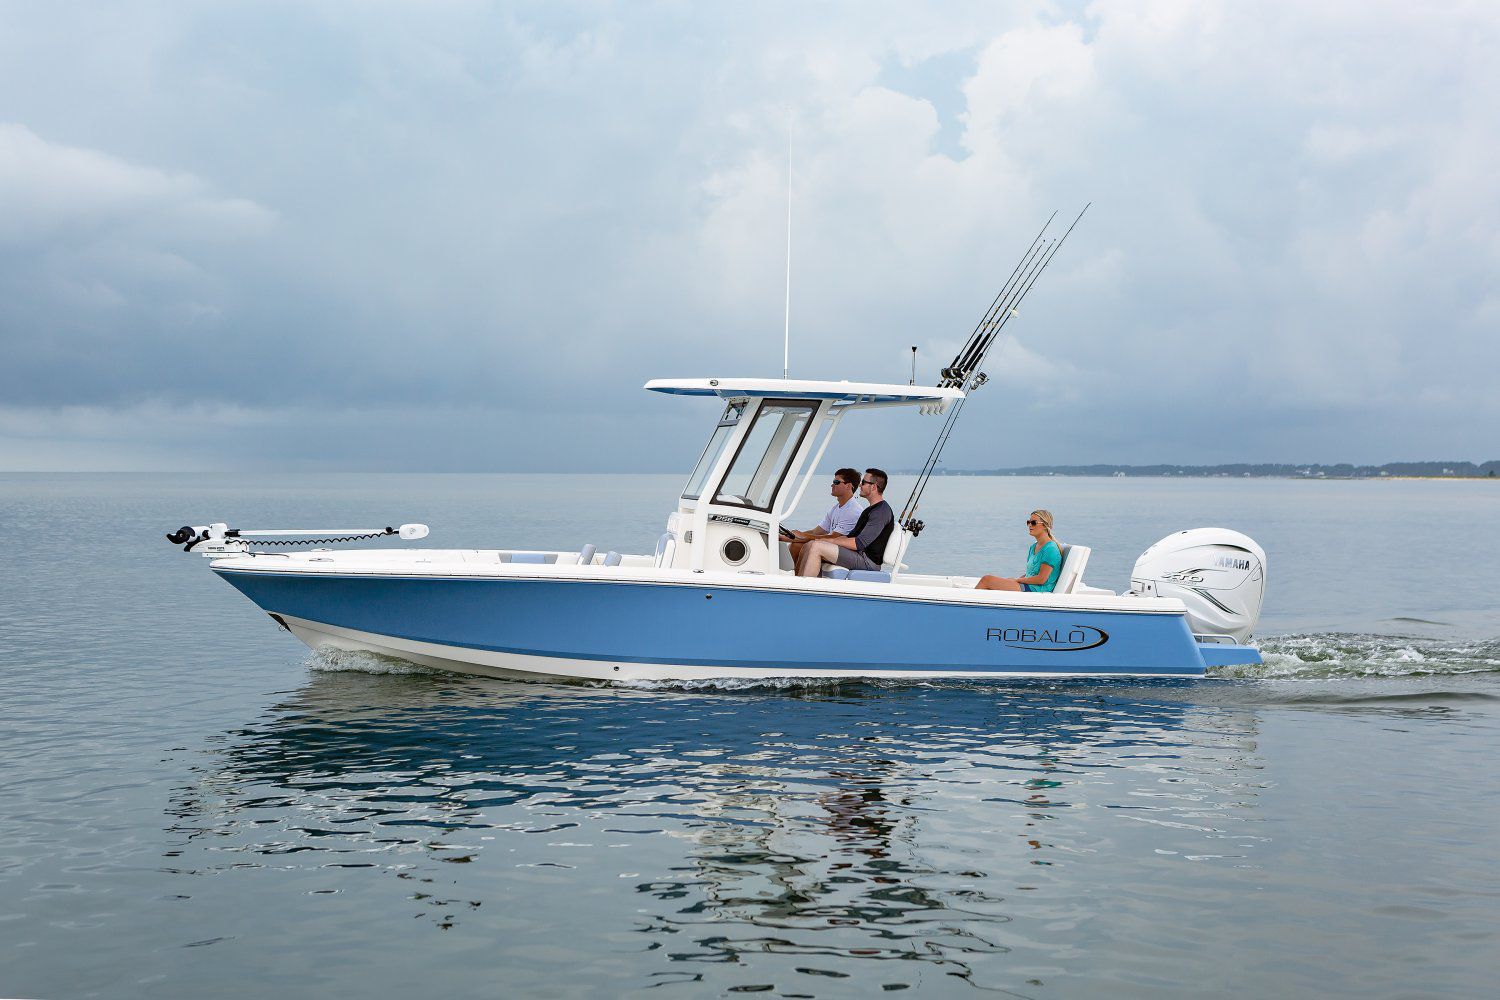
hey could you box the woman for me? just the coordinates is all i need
[975,509,1062,592]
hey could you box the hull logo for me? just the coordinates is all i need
[985,625,1109,652]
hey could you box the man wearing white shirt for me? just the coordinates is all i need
[782,467,863,566]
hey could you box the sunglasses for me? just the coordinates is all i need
[832,479,851,487]
[860,479,876,486]
[1026,519,1043,526]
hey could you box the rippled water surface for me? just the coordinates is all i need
[2,473,1498,998]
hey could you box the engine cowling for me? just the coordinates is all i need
[1130,528,1266,644]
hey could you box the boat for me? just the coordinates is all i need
[165,211,1267,682]
[166,374,1266,682]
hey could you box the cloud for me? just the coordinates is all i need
[0,1,1496,470]
[0,123,272,244]
[962,22,1096,157]
[0,122,278,416]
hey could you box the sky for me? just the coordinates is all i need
[1,0,1496,472]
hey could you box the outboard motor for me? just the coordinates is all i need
[1130,528,1266,644]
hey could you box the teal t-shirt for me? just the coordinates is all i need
[1025,539,1062,593]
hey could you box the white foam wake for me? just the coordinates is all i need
[1215,633,1500,679]
[307,647,441,676]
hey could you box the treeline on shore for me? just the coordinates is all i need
[935,461,1500,479]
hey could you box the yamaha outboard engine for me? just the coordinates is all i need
[1130,529,1266,644]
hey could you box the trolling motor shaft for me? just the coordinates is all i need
[165,522,430,554]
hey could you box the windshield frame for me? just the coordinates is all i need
[710,398,820,514]
[680,402,745,501]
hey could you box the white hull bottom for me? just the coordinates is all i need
[279,615,1201,683]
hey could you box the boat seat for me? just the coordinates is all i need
[1051,543,1090,594]
[603,551,622,567]
[820,566,850,580]
[511,552,548,564]
[881,527,912,574]
[848,570,892,583]
[653,532,675,568]
[578,543,597,566]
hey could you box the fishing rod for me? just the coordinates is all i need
[940,239,1052,389]
[903,241,1059,514]
[902,206,1088,528]
[965,206,1089,382]
[900,204,1089,535]
[940,213,1055,388]
[901,219,1082,530]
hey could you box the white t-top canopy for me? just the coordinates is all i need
[644,377,963,408]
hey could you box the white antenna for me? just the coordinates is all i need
[783,126,792,379]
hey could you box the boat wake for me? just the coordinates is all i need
[307,647,441,677]
[1218,632,1500,679]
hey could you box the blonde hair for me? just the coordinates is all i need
[1030,509,1055,536]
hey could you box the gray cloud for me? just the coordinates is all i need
[0,0,1495,471]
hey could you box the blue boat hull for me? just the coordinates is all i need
[215,569,1221,680]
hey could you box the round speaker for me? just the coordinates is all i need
[722,537,749,565]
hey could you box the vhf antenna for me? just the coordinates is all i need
[900,204,1090,537]
[783,126,792,379]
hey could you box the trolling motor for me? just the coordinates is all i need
[165,522,430,555]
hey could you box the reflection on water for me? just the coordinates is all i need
[168,669,1273,993]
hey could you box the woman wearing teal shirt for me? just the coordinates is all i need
[975,509,1061,592]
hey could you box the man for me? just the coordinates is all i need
[783,467,863,565]
[795,468,894,577]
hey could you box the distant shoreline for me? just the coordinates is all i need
[922,462,1500,480]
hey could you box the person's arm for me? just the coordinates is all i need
[833,508,863,539]
[1016,545,1059,585]
[798,505,845,542]
[832,504,891,552]
[1016,563,1054,586]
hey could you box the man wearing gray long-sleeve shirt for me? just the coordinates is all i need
[795,469,894,577]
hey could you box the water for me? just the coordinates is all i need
[2,473,1497,997]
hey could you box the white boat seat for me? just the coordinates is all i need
[578,543,597,566]
[881,526,912,574]
[603,551,622,567]
[511,552,548,564]
[1051,543,1090,595]
[820,566,850,580]
[653,533,674,567]
[848,570,891,583]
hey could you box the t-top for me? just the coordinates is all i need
[1025,539,1062,593]
[851,500,895,567]
[818,497,864,536]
